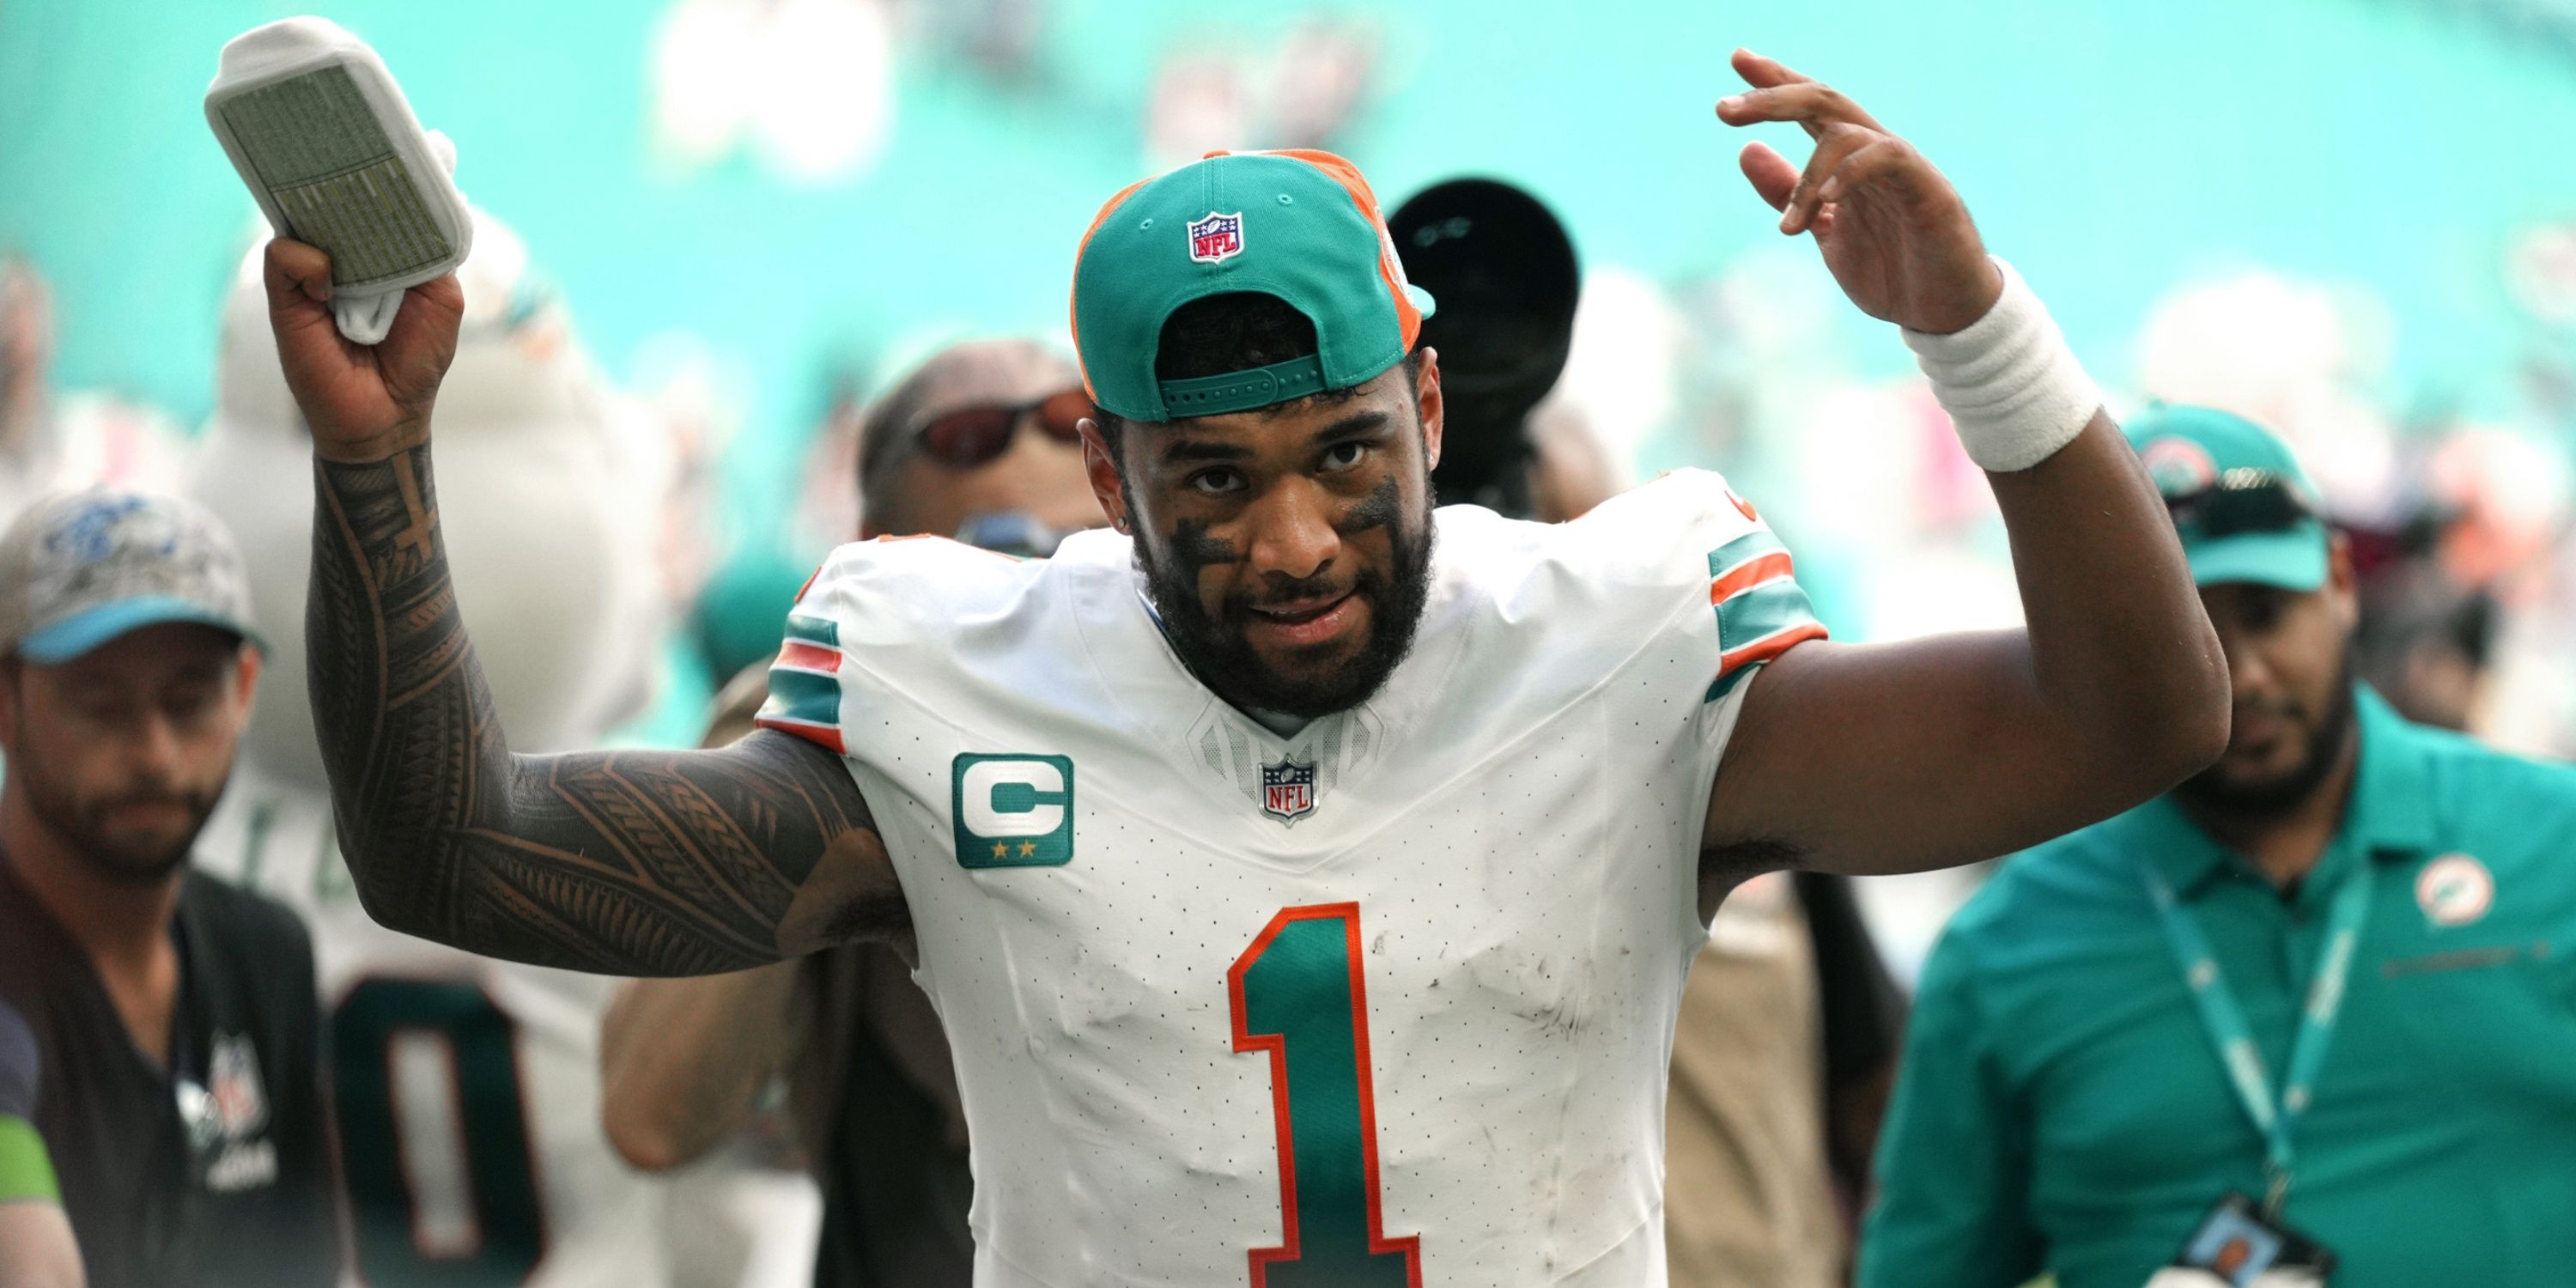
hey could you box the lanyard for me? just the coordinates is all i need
[2139,854,2375,1218]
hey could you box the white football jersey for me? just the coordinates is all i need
[755,470,1825,1287]
[195,769,671,1288]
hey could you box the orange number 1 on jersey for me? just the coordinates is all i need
[1227,903,1424,1287]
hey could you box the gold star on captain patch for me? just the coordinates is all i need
[991,841,1009,860]
[1018,841,1039,858]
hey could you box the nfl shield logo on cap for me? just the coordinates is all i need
[1188,210,1244,264]
[1261,757,1316,824]
[1071,149,1431,421]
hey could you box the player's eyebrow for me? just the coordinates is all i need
[1156,407,1389,467]
[1159,438,1254,466]
[1310,409,1391,444]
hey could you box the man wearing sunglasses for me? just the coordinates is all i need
[603,337,1109,1288]
[850,339,1104,554]
[260,49,2233,1285]
[1864,405,2576,1288]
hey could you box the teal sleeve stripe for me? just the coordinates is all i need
[1705,529,1787,577]
[764,667,841,727]
[0,1115,58,1204]
[783,612,841,649]
[1716,579,1819,647]
[1705,662,1758,702]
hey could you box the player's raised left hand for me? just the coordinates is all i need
[1716,49,2002,335]
[263,238,464,463]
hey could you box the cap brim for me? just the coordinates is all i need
[19,597,266,665]
[2181,524,2329,592]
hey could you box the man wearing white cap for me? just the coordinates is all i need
[0,488,337,1288]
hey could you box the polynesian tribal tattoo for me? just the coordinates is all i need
[307,447,896,975]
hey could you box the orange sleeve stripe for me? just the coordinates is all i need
[753,716,846,756]
[1709,551,1796,605]
[1718,622,1827,674]
[775,640,839,673]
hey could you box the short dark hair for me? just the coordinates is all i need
[1095,293,1418,458]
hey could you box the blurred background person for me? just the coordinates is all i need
[1664,866,1908,1288]
[1862,407,2576,1288]
[183,211,803,1288]
[2375,426,2559,744]
[2354,552,2498,731]
[602,336,1099,1288]
[0,258,189,519]
[0,488,337,1288]
[845,338,1104,549]
[0,258,58,519]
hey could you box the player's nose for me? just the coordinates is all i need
[1242,480,1340,583]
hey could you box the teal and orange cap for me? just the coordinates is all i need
[1071,149,1436,422]
[2127,404,2330,592]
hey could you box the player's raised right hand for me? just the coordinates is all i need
[262,238,463,463]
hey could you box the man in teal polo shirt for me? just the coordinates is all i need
[1861,404,2576,1288]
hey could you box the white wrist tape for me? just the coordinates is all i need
[1901,258,2101,472]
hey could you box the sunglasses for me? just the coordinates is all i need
[915,389,1095,470]
[2165,468,2318,538]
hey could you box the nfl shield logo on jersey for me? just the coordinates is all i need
[1188,210,1244,264]
[1261,758,1316,823]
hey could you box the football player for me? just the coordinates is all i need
[260,52,2226,1286]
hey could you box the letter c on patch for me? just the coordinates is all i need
[962,759,1066,837]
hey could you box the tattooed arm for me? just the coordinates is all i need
[270,240,900,975]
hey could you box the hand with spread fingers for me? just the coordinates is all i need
[1716,48,2002,335]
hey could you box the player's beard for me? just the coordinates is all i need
[2172,647,2359,819]
[12,738,228,885]
[1133,483,1437,721]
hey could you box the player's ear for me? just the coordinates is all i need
[1078,416,1132,535]
[1412,347,1443,472]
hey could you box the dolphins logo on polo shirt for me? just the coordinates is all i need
[2415,853,2494,927]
